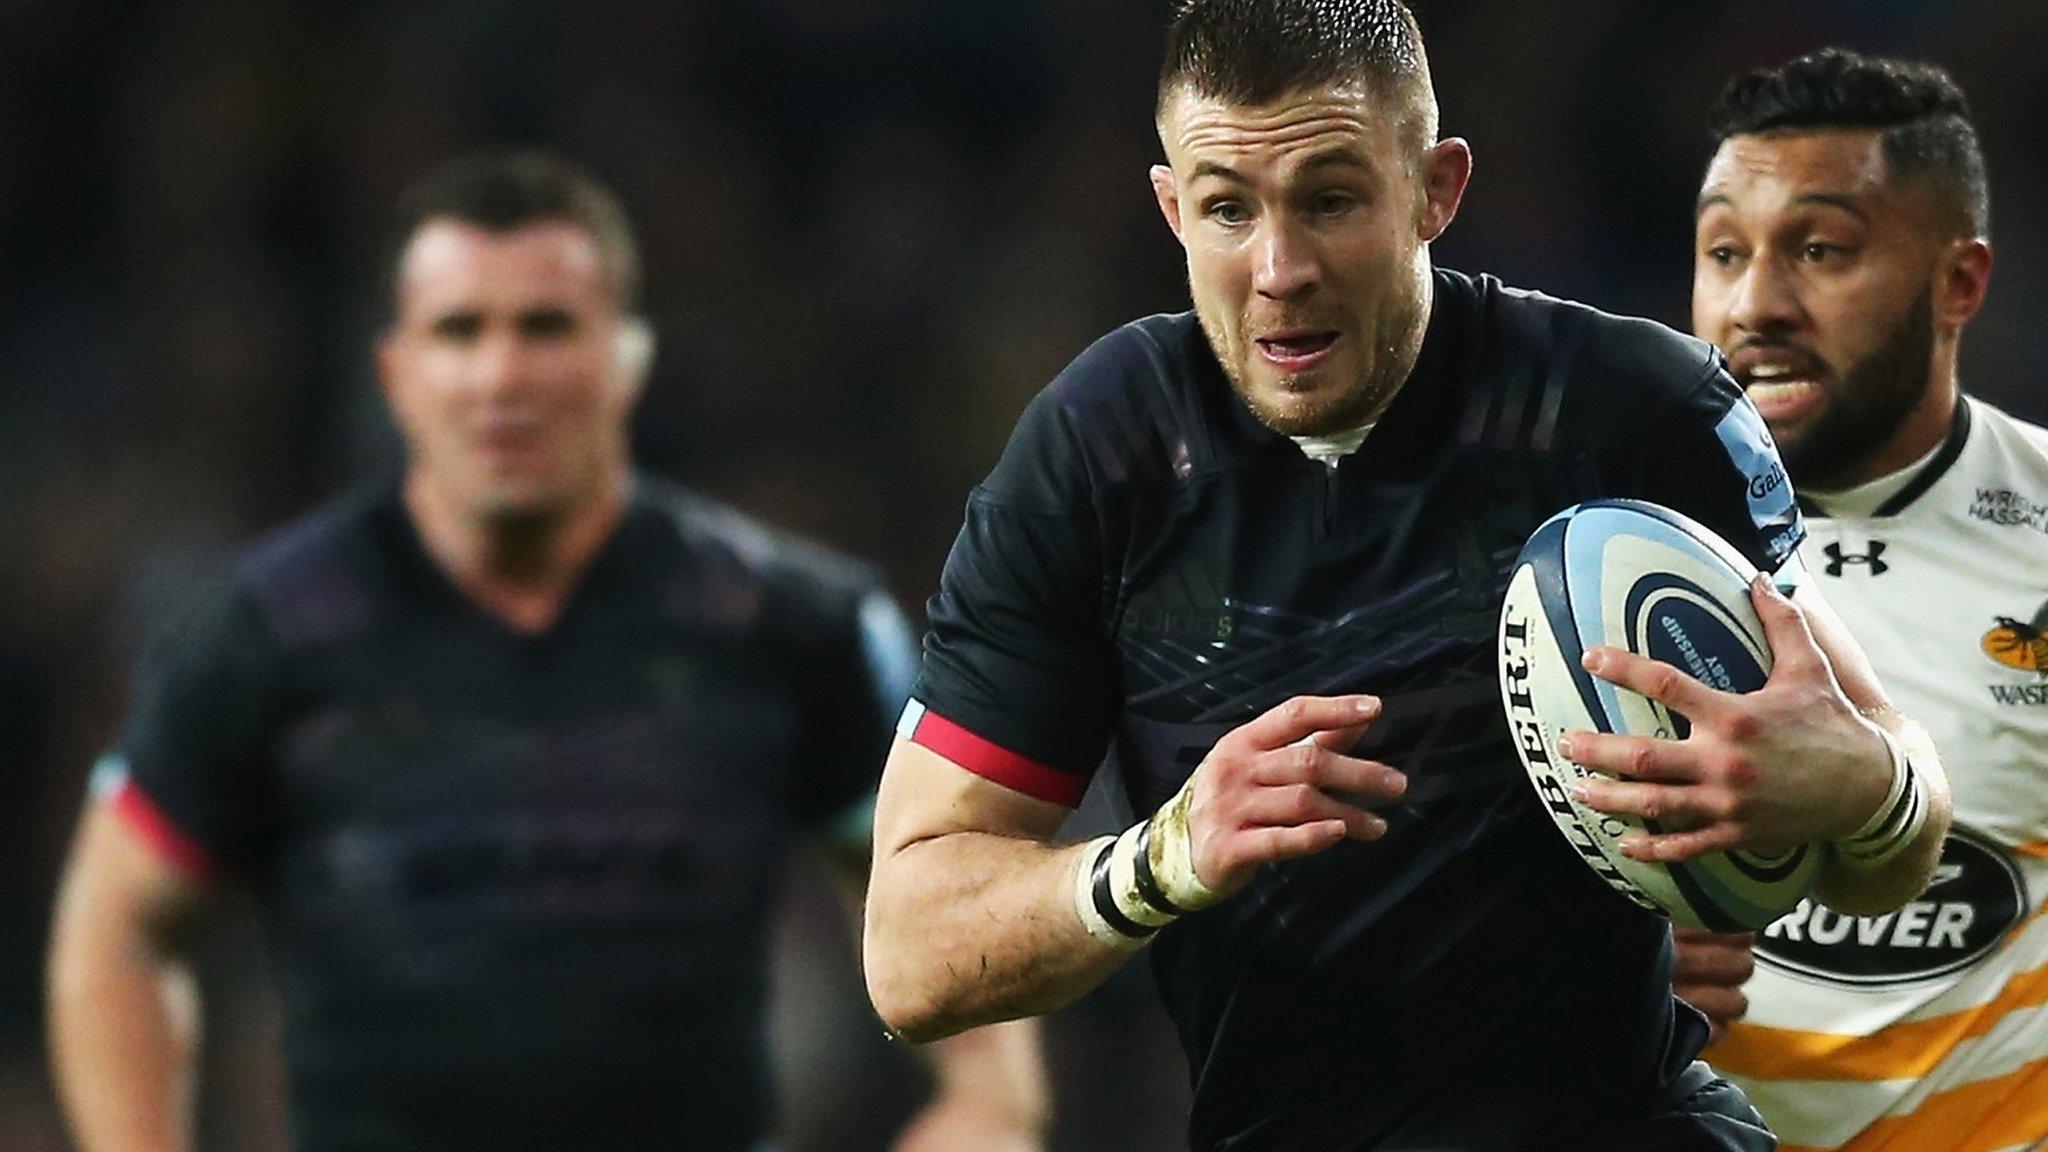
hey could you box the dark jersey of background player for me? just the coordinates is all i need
[103,476,911,1152]
[908,268,1799,1150]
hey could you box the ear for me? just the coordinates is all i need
[1934,237,1992,333]
[611,316,654,405]
[1150,164,1186,245]
[1417,137,1472,244]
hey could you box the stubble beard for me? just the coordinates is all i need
[1780,287,1937,491]
[1200,277,1429,439]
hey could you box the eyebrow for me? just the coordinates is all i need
[1191,148,1372,184]
[1695,190,1871,221]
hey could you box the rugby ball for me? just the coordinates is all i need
[1497,499,1820,931]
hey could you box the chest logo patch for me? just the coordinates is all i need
[1982,602,2048,676]
[1822,541,1889,577]
[1754,826,2027,987]
[1122,565,1234,641]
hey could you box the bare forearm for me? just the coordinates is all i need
[48,926,198,1152]
[1816,714,1953,916]
[48,805,208,1152]
[866,831,1132,1042]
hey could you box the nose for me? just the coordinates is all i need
[1726,254,1803,339]
[465,332,534,398]
[1252,217,1319,301]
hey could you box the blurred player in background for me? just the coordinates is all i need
[1680,48,2048,1152]
[45,150,1045,1152]
[863,3,1951,1149]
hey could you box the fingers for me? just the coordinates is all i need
[1557,731,1703,783]
[1750,575,1824,679]
[1237,821,1351,865]
[1575,770,1751,859]
[1581,647,1725,725]
[1675,982,1750,1040]
[1242,783,1389,840]
[1232,695,1381,752]
[1614,823,1742,863]
[1574,767,1738,827]
[1308,722,1373,754]
[1672,930,1756,984]
[1196,698,1397,887]
[1250,743,1408,803]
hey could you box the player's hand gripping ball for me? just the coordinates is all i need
[1497,499,1820,930]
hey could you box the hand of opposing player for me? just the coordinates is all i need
[1560,576,1893,862]
[1672,928,1754,1045]
[1184,695,1407,896]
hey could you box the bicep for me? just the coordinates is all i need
[872,737,1071,864]
[54,799,216,957]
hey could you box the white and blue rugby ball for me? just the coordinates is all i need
[1497,499,1820,931]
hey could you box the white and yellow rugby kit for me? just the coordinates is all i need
[1708,397,2048,1152]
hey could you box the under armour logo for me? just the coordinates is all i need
[1823,541,1889,576]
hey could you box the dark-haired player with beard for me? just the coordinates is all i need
[863,3,1953,1149]
[45,150,1045,1152]
[1679,49,2048,1152]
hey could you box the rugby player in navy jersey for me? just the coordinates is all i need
[45,151,1045,1152]
[863,2,1951,1149]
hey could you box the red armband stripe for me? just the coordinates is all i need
[906,705,1089,808]
[110,780,220,882]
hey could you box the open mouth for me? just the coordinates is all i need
[1256,330,1339,371]
[1739,364,1825,418]
[1729,348,1827,420]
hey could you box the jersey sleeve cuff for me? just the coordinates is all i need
[107,774,221,883]
[898,700,1090,808]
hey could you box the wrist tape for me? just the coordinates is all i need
[1833,727,1929,869]
[1072,783,1223,949]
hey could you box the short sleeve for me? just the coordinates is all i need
[1625,364,1806,574]
[112,580,284,877]
[792,585,919,831]
[908,393,1121,808]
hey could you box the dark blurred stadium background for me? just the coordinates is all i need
[1,2,2042,1149]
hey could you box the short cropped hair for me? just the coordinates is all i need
[389,149,641,310]
[1710,48,1989,237]
[1158,0,1434,142]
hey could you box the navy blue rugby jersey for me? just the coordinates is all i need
[910,269,1800,1151]
[106,477,914,1152]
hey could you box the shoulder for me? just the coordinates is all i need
[1449,268,1736,448]
[986,312,1219,508]
[633,476,887,617]
[227,487,390,652]
[1458,271,1723,412]
[125,493,382,685]
[1967,397,2048,475]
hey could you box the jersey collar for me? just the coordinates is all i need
[1796,397,1973,520]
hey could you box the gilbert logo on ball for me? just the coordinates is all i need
[1498,499,1820,931]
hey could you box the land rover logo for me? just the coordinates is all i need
[1755,826,2027,987]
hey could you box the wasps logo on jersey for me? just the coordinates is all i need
[1983,600,2048,676]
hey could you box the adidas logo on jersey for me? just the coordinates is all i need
[1122,564,1234,640]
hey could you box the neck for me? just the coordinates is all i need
[1372,261,1436,424]
[404,469,631,633]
